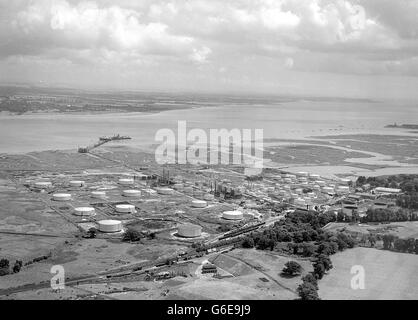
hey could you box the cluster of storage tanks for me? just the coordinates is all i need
[272,172,353,208]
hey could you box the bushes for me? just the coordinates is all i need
[122,228,143,242]
[297,282,320,300]
[12,260,23,273]
[242,236,255,248]
[297,273,321,300]
[282,261,302,276]
[0,258,10,276]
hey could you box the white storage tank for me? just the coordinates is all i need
[123,189,141,197]
[115,204,136,213]
[34,181,52,189]
[118,178,134,186]
[177,224,202,238]
[322,187,334,193]
[337,186,350,193]
[69,180,85,187]
[173,183,184,190]
[91,191,106,199]
[156,187,174,195]
[98,220,122,233]
[74,207,95,216]
[191,200,207,208]
[222,210,243,220]
[340,178,351,185]
[142,189,157,197]
[316,180,326,187]
[52,193,72,201]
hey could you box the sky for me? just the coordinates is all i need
[0,0,418,99]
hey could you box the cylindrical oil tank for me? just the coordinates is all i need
[52,193,72,201]
[340,178,351,185]
[118,178,134,186]
[156,187,174,195]
[177,224,202,238]
[191,200,207,208]
[222,210,243,220]
[74,207,95,216]
[337,186,350,193]
[98,220,122,233]
[69,180,85,187]
[115,204,136,213]
[34,181,52,189]
[91,191,106,199]
[142,189,157,197]
[123,189,141,197]
[316,180,326,187]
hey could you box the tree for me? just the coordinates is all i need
[394,238,406,252]
[301,273,318,290]
[337,211,345,222]
[122,228,142,242]
[317,242,337,255]
[0,258,9,269]
[242,237,255,248]
[0,258,10,276]
[382,234,395,250]
[313,262,326,279]
[368,234,377,247]
[405,238,415,253]
[301,243,316,257]
[282,261,302,276]
[316,254,333,272]
[297,282,320,300]
[86,227,97,239]
[12,260,23,273]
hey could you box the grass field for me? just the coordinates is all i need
[319,247,418,300]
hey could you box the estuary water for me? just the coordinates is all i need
[0,98,417,154]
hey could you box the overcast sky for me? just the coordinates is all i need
[1,0,418,99]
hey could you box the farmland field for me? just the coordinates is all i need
[319,247,418,300]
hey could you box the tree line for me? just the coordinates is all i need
[240,210,358,300]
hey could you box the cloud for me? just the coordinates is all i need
[0,0,418,92]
